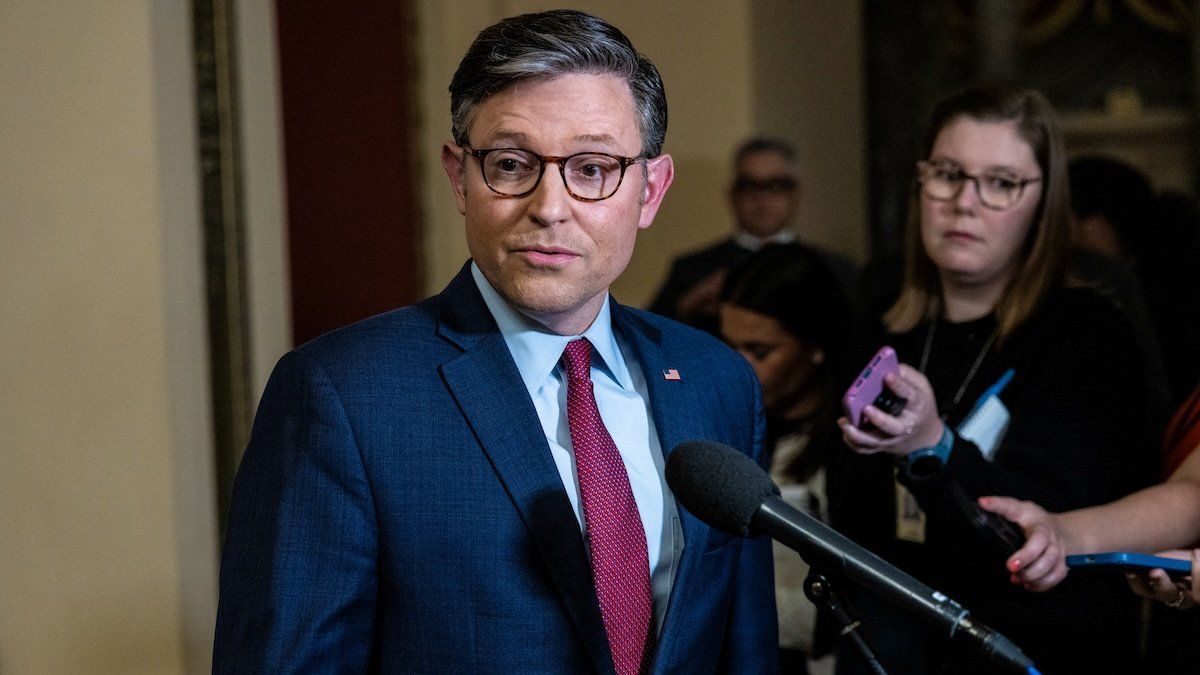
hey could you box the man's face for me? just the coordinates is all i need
[442,73,674,335]
[729,151,801,238]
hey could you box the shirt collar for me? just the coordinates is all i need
[470,262,632,394]
[733,228,797,251]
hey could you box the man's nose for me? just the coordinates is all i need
[527,163,572,225]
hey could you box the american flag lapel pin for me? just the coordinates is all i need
[662,368,681,381]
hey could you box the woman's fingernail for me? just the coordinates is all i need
[1008,558,1022,572]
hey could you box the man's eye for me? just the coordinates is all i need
[578,163,604,178]
[493,155,534,173]
[568,155,620,181]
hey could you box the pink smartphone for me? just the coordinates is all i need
[843,346,905,426]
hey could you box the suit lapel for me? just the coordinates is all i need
[611,303,722,660]
[436,265,613,674]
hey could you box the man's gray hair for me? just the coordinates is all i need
[734,137,798,166]
[449,9,668,158]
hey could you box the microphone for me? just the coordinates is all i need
[665,440,1039,675]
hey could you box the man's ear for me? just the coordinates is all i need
[441,143,468,215]
[638,153,675,230]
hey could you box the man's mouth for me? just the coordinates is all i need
[513,245,581,267]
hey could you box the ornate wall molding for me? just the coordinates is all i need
[194,0,253,533]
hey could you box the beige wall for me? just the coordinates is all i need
[416,0,867,306]
[750,0,867,259]
[0,2,220,672]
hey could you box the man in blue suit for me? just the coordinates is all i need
[214,9,778,673]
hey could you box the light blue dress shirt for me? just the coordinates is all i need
[471,263,676,630]
[733,227,797,251]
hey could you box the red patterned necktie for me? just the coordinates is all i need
[561,338,653,675]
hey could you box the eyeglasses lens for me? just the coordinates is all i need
[481,150,626,200]
[920,164,1019,210]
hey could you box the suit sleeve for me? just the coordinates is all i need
[213,350,378,673]
[717,361,781,673]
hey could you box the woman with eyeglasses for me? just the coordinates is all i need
[831,86,1154,674]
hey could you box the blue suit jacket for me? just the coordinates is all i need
[213,263,778,673]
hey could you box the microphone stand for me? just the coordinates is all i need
[803,567,887,675]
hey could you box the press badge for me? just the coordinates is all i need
[894,476,926,543]
[957,369,1014,461]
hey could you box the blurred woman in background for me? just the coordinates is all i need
[719,243,852,675]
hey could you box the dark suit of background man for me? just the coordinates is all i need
[649,137,858,335]
[213,9,778,674]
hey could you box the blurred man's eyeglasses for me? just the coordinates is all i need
[917,159,1041,211]
[732,176,798,195]
[464,147,645,202]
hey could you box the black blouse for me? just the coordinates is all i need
[829,286,1157,675]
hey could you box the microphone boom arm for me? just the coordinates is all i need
[755,495,1037,674]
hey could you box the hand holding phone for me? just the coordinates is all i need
[843,346,907,427]
[1066,552,1192,579]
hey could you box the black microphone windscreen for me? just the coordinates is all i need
[665,440,780,537]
